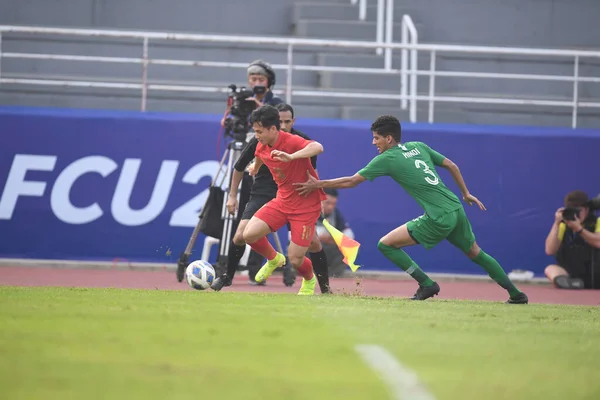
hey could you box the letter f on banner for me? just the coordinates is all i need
[0,155,57,220]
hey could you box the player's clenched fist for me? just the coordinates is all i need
[270,150,294,162]
[247,162,258,176]
[247,157,264,176]
[226,196,238,215]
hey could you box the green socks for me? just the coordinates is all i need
[377,242,434,286]
[472,250,521,297]
[377,241,520,296]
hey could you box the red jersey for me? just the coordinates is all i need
[255,130,327,213]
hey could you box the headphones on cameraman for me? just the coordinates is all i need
[248,59,276,88]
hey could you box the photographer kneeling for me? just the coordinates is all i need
[544,190,600,289]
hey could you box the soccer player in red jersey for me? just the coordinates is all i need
[242,105,327,295]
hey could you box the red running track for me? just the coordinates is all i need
[1,266,599,306]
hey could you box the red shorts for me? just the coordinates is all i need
[254,199,321,248]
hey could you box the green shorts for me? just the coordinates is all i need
[406,208,475,253]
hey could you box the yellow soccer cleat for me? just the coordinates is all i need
[254,253,286,283]
[297,275,317,296]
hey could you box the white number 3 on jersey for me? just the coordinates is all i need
[414,160,439,185]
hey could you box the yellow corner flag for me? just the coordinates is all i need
[322,219,361,272]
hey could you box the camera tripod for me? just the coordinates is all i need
[176,137,285,283]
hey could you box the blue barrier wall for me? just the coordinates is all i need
[0,106,598,276]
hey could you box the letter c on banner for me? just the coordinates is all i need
[50,156,118,224]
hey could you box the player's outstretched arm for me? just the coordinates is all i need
[440,158,486,211]
[271,141,323,162]
[294,171,366,196]
[318,174,366,189]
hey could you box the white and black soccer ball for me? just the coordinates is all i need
[185,260,216,290]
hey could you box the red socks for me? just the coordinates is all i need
[248,237,277,260]
[296,257,314,280]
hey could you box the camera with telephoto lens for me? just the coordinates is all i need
[590,194,600,211]
[223,84,267,141]
[562,193,600,221]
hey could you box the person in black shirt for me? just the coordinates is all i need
[220,60,283,128]
[211,104,331,293]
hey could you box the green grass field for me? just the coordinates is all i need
[1,286,599,400]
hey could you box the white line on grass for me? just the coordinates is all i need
[355,344,436,400]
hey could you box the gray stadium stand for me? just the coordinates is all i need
[1,0,599,127]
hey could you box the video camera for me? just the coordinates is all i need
[223,84,267,142]
[591,194,600,211]
[562,193,600,221]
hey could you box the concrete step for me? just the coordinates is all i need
[0,84,341,118]
[434,54,600,99]
[294,18,425,43]
[315,51,600,99]
[458,100,600,128]
[318,71,433,97]
[289,88,403,107]
[340,103,464,123]
[3,84,597,128]
[3,32,321,54]
[392,0,600,48]
[1,55,319,88]
[2,34,318,67]
[0,72,404,106]
[341,100,600,129]
[292,2,418,25]
[0,86,154,113]
[325,73,588,100]
[315,53,428,97]
[413,91,600,128]
[0,0,299,36]
[317,52,403,70]
[319,69,404,91]
[292,104,342,119]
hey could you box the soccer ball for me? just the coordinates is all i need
[185,260,216,290]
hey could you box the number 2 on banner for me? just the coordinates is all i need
[414,160,439,185]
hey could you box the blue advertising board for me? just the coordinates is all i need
[0,106,598,276]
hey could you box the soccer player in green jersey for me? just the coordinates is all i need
[294,115,528,304]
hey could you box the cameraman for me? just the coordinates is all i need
[215,59,283,286]
[220,59,283,127]
[211,103,331,294]
[544,190,600,289]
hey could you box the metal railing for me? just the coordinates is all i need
[354,0,410,74]
[376,0,385,56]
[399,14,417,123]
[353,0,417,116]
[1,25,600,128]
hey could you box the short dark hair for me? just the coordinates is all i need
[249,105,281,130]
[564,190,589,208]
[275,103,294,118]
[324,188,338,197]
[371,115,401,142]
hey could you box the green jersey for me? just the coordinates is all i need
[357,142,462,218]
